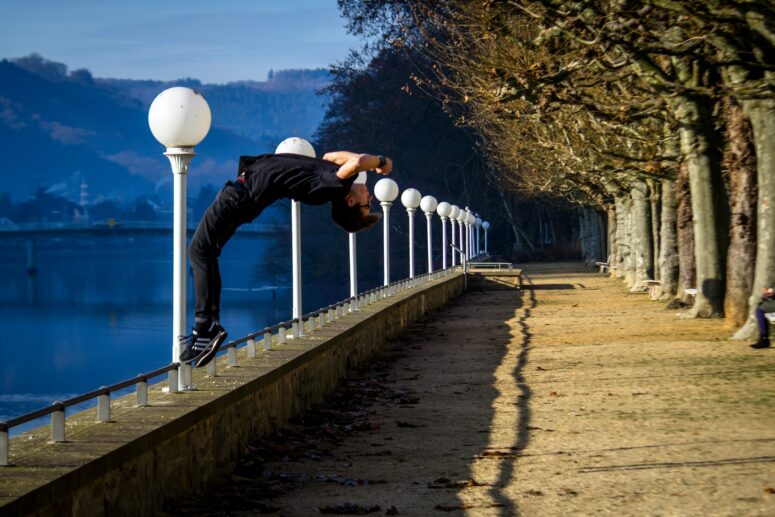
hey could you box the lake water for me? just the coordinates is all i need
[0,231,347,433]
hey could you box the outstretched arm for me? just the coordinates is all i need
[323,151,393,179]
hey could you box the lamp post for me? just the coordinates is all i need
[375,178,399,286]
[449,205,460,267]
[420,195,437,273]
[401,188,422,278]
[148,87,211,392]
[468,212,476,259]
[463,208,470,260]
[348,172,367,304]
[482,221,490,256]
[458,208,466,265]
[468,210,476,259]
[475,217,482,258]
[275,137,316,337]
[436,202,451,269]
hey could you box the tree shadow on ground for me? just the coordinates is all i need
[171,278,533,516]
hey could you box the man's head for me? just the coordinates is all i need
[331,184,381,233]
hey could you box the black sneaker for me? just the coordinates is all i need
[750,338,771,349]
[178,322,227,364]
[192,324,228,369]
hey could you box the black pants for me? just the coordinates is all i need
[188,181,252,325]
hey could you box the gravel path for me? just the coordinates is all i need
[171,262,775,516]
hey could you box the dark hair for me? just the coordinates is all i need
[331,198,381,233]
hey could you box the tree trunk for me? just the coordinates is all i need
[598,209,608,262]
[733,96,775,339]
[672,95,728,317]
[583,207,603,265]
[676,164,696,304]
[498,189,521,253]
[579,208,590,265]
[607,206,617,274]
[622,193,637,286]
[722,96,758,331]
[614,195,628,279]
[630,181,653,291]
[650,180,660,281]
[657,179,679,300]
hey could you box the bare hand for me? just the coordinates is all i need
[376,157,393,175]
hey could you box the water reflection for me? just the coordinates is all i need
[0,234,306,423]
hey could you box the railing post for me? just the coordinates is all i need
[136,375,148,407]
[228,346,238,367]
[308,315,316,331]
[180,364,194,391]
[97,387,110,422]
[291,321,299,338]
[247,338,256,358]
[318,311,325,327]
[263,331,272,351]
[0,423,8,466]
[207,357,217,376]
[168,368,179,394]
[51,402,65,443]
[278,326,287,344]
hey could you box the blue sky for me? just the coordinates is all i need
[0,0,361,84]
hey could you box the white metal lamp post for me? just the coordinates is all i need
[275,137,316,337]
[348,172,367,303]
[148,87,211,392]
[482,221,490,256]
[401,188,422,278]
[436,202,451,269]
[420,195,438,273]
[468,212,476,259]
[375,178,399,286]
[475,217,482,257]
[463,208,470,260]
[468,211,476,259]
[449,205,460,267]
[457,208,466,265]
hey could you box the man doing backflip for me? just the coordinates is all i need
[180,151,393,367]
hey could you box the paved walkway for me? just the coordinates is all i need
[176,262,775,516]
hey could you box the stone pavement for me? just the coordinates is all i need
[180,262,775,516]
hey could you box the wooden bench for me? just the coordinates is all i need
[468,263,523,290]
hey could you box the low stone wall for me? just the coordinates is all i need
[0,273,464,516]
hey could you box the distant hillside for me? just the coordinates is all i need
[0,55,331,202]
[101,68,331,143]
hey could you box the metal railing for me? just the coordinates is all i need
[0,266,459,466]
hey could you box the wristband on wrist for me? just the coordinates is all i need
[377,155,387,168]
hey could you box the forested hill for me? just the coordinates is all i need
[0,55,330,202]
[102,68,331,143]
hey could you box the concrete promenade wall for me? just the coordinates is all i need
[0,273,465,516]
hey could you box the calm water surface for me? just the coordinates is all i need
[0,232,344,432]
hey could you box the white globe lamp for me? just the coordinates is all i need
[275,137,316,158]
[401,188,422,278]
[375,178,399,202]
[375,178,399,285]
[148,86,212,392]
